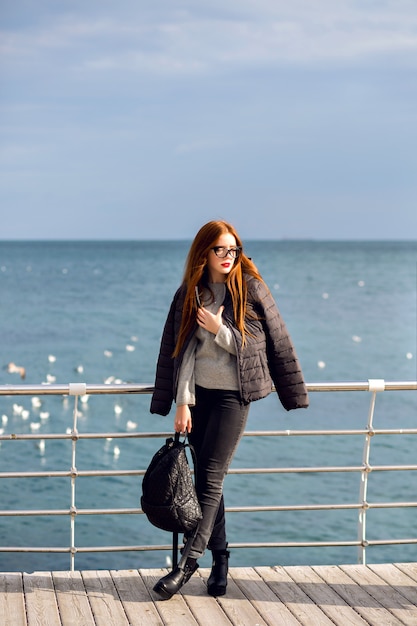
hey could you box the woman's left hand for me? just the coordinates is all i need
[197,305,224,335]
[174,404,192,433]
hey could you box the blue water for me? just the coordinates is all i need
[0,240,416,572]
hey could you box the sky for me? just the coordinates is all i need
[1,0,417,240]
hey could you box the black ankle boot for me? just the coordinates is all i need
[207,549,230,596]
[153,559,199,600]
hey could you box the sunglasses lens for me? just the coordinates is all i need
[213,247,241,258]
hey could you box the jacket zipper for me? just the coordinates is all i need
[224,316,244,402]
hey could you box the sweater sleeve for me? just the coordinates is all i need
[214,323,237,355]
[176,336,197,406]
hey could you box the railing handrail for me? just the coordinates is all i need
[0,380,416,396]
[0,379,416,570]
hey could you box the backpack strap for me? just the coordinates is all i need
[173,431,200,570]
[174,431,199,477]
[176,522,200,570]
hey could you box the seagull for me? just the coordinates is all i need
[6,362,26,379]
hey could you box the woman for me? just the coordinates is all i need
[150,220,309,600]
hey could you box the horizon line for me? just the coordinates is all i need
[1,237,417,244]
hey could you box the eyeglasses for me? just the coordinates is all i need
[211,246,242,259]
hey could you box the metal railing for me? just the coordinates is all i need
[0,380,416,570]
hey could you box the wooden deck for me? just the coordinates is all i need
[1,563,417,625]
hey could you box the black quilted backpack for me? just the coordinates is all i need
[141,432,202,534]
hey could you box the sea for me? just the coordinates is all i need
[0,240,416,573]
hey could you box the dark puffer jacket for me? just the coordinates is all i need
[150,275,309,415]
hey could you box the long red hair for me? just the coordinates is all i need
[173,220,264,357]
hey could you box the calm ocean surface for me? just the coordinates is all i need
[0,240,416,572]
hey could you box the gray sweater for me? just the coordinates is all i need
[176,283,238,406]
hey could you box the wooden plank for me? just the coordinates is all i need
[341,564,417,626]
[368,564,417,608]
[181,569,233,626]
[110,569,163,626]
[0,573,27,626]
[139,568,199,626]
[215,569,269,626]
[23,572,61,626]
[81,570,130,626]
[52,571,95,626]
[285,565,369,626]
[229,566,302,626]
[313,565,404,626]
[255,565,334,626]
[395,563,417,584]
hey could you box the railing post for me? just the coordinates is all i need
[69,383,86,571]
[358,379,385,564]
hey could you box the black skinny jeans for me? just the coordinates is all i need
[187,385,249,559]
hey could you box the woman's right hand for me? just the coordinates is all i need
[174,404,192,434]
